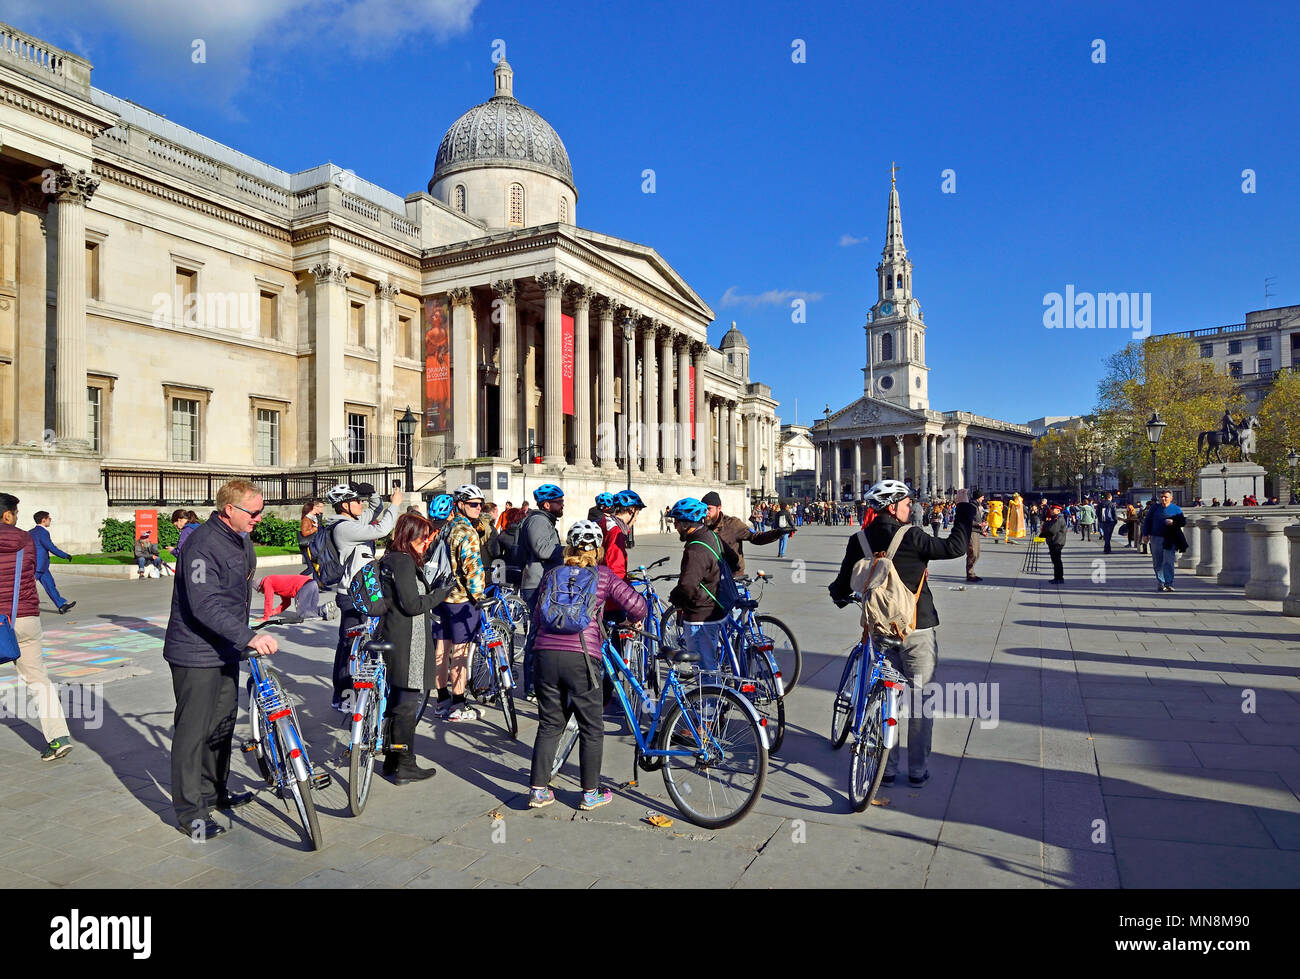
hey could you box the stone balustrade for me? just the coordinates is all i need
[1195,515,1224,577]
[1216,517,1254,586]
[1177,515,1203,570]
[1245,517,1290,600]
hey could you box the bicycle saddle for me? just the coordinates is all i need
[660,648,701,664]
[363,641,395,654]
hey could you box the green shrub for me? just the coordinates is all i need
[99,515,186,552]
[252,514,300,548]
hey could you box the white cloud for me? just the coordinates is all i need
[720,286,825,308]
[839,233,868,247]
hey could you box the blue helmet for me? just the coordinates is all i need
[669,498,708,523]
[533,483,564,503]
[427,494,454,520]
[595,492,616,509]
[616,489,645,510]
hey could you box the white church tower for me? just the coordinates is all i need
[865,166,929,411]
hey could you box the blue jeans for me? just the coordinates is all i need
[684,620,724,672]
[777,534,788,557]
[35,568,67,608]
[1150,538,1177,586]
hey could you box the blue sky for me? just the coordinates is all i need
[15,0,1300,426]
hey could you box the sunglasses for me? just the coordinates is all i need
[230,504,265,519]
[463,501,483,509]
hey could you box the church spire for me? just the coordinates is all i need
[882,161,906,262]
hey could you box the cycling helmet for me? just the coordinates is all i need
[616,489,645,510]
[451,484,485,503]
[566,519,604,550]
[533,483,564,503]
[325,482,358,504]
[668,498,708,523]
[427,494,454,520]
[595,492,616,509]
[865,479,911,510]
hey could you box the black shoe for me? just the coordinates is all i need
[881,774,896,786]
[909,771,931,787]
[1050,578,1064,584]
[966,575,982,583]
[178,819,226,840]
[393,762,437,785]
[57,601,76,615]
[215,790,254,810]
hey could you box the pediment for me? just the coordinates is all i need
[826,397,924,430]
[571,227,713,322]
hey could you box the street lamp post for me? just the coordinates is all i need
[760,464,768,504]
[1094,460,1104,498]
[1075,472,1083,504]
[1287,448,1299,504]
[1145,411,1166,501]
[1221,464,1229,502]
[823,403,832,501]
[397,405,416,497]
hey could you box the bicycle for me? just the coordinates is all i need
[469,611,518,738]
[241,616,328,849]
[482,581,529,664]
[620,557,674,698]
[547,625,768,829]
[345,631,393,816]
[828,609,908,811]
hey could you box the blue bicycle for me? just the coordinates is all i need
[547,626,769,828]
[482,581,529,663]
[346,632,392,816]
[469,611,518,738]
[622,557,674,694]
[829,611,908,811]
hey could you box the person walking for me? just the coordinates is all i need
[775,504,796,556]
[28,511,75,614]
[828,481,975,787]
[1099,493,1119,554]
[0,493,73,761]
[527,521,647,811]
[966,488,989,582]
[1041,504,1068,583]
[1142,490,1187,593]
[928,501,942,538]
[1078,499,1097,542]
[163,479,274,839]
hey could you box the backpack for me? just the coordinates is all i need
[687,530,741,615]
[347,558,389,617]
[303,522,346,589]
[502,511,543,569]
[856,525,927,641]
[421,526,456,593]
[536,565,601,634]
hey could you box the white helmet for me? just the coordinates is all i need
[451,483,485,503]
[865,479,911,509]
[325,482,358,504]
[566,519,604,549]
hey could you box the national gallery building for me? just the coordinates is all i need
[0,23,779,548]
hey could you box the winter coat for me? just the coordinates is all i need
[668,526,740,623]
[532,564,647,658]
[380,551,452,690]
[0,524,40,619]
[1041,512,1069,547]
[705,513,781,576]
[162,512,257,668]
[518,508,562,593]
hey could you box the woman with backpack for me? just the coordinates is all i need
[527,520,647,811]
[379,513,455,782]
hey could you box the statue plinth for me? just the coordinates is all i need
[1197,461,1265,503]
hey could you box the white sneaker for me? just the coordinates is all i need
[448,705,480,722]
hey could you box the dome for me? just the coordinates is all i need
[429,60,575,194]
[720,321,749,348]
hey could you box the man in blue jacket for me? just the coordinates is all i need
[29,511,75,614]
[1141,489,1186,593]
[163,479,277,840]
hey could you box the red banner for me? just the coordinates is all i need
[689,366,696,428]
[561,313,575,416]
[134,509,158,542]
[423,296,451,435]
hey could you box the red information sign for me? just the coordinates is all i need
[561,313,575,416]
[423,297,452,435]
[134,509,158,543]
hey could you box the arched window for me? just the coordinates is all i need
[885,276,892,292]
[454,184,466,213]
[559,196,568,223]
[881,332,893,361]
[912,333,919,361]
[508,183,524,226]
[896,273,903,290]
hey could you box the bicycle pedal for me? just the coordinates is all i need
[388,743,408,752]
[240,741,259,753]
[310,773,332,791]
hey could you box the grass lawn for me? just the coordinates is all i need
[70,546,302,564]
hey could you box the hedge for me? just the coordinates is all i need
[99,513,302,552]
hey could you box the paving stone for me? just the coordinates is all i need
[1105,796,1275,848]
[1042,844,1121,888]
[1114,837,1300,888]
[924,841,1043,888]
[519,864,598,888]
[1091,737,1201,768]
[1189,742,1300,772]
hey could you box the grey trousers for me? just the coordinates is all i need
[883,627,938,780]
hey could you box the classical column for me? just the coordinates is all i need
[641,319,658,472]
[492,280,519,461]
[537,272,567,465]
[522,317,537,456]
[918,434,929,496]
[727,401,738,481]
[310,259,350,463]
[832,439,842,498]
[676,338,692,476]
[658,324,675,473]
[894,435,905,484]
[16,186,48,444]
[51,167,99,445]
[873,438,883,486]
[852,440,862,500]
[713,401,722,480]
[595,297,615,468]
[448,285,477,459]
[572,283,593,466]
[376,281,399,447]
[690,342,705,478]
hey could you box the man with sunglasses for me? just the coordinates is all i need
[163,479,276,840]
[324,480,401,710]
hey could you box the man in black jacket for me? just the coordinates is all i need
[829,481,974,787]
[1099,493,1119,554]
[1040,504,1069,583]
[667,498,739,672]
[164,479,277,840]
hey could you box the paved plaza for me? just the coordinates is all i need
[2,525,1299,889]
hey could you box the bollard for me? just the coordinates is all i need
[1177,515,1203,571]
[1195,515,1224,577]
[1216,516,1253,587]
[1283,525,1300,616]
[1245,518,1290,600]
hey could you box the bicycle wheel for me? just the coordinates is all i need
[653,607,686,696]
[849,685,890,813]
[505,595,529,659]
[660,686,767,829]
[495,666,519,740]
[548,713,580,782]
[489,616,515,668]
[278,725,323,850]
[755,614,802,693]
[830,647,861,750]
[347,690,377,816]
[739,650,786,755]
[247,699,274,785]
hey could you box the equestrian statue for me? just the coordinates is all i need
[1198,410,1260,464]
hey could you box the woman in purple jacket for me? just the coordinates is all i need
[528,520,646,811]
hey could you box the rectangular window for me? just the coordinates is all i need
[1228,361,1243,378]
[87,386,102,453]
[260,291,278,339]
[1228,339,1242,355]
[399,315,412,359]
[1200,343,1213,358]
[85,242,100,300]
[347,412,367,463]
[171,398,199,462]
[176,268,197,304]
[349,302,365,347]
[1259,358,1272,374]
[255,408,280,466]
[1258,336,1272,351]
[397,427,412,466]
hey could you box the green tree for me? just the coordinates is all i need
[1256,368,1300,491]
[1033,423,1104,492]
[1093,335,1241,490]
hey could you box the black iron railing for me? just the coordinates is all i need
[103,465,407,507]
